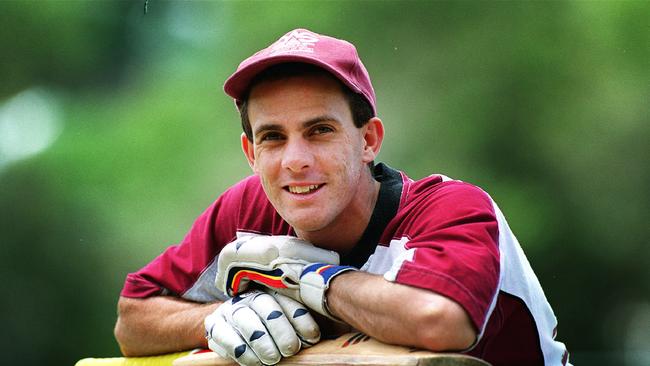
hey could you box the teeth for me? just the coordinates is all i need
[288,185,320,194]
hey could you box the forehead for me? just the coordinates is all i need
[249,71,345,103]
[247,73,352,126]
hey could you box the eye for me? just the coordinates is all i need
[258,132,284,143]
[311,125,334,135]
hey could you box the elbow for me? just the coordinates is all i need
[114,318,136,357]
[416,299,477,352]
[114,320,131,356]
[114,297,141,357]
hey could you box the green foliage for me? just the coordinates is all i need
[0,1,647,365]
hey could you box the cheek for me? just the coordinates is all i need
[256,165,278,197]
[330,148,362,182]
[252,148,271,174]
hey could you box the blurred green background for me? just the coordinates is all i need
[0,1,648,365]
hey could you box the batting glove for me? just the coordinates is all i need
[205,289,320,366]
[215,235,357,319]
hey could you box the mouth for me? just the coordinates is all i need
[284,184,324,195]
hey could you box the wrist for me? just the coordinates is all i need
[323,269,356,320]
[299,264,357,320]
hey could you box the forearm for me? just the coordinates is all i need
[114,295,221,356]
[326,271,476,351]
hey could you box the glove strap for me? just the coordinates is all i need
[299,263,357,320]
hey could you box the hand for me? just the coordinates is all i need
[215,235,340,300]
[215,235,357,319]
[205,289,320,366]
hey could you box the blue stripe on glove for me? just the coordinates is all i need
[301,263,357,284]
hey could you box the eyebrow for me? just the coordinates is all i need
[253,115,341,137]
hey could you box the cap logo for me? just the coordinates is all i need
[268,30,319,55]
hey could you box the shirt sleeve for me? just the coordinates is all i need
[120,180,244,299]
[390,181,500,332]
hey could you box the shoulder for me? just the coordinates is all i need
[216,174,266,211]
[224,174,264,198]
[402,174,495,219]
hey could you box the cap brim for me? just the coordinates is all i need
[223,54,366,104]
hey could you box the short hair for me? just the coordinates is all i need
[237,63,375,141]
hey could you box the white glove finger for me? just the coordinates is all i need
[229,300,281,365]
[207,338,230,361]
[275,237,339,264]
[234,236,280,262]
[249,292,301,357]
[270,291,320,346]
[206,309,262,366]
[229,235,338,264]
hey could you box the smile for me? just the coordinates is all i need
[286,184,323,194]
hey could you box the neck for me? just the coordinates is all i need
[296,170,381,254]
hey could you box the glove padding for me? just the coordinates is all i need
[205,289,320,366]
[216,235,339,299]
[215,235,357,319]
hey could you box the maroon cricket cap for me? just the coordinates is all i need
[224,28,377,115]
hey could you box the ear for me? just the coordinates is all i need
[241,132,256,171]
[361,117,384,163]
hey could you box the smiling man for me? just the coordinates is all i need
[114,29,570,366]
[241,68,382,251]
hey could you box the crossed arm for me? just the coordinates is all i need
[114,296,220,356]
[327,271,476,351]
[114,272,475,357]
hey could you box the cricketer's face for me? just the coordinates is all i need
[242,73,380,237]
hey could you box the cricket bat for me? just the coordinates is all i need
[172,332,490,366]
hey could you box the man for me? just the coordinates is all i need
[114,28,570,366]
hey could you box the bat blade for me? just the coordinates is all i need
[172,332,490,366]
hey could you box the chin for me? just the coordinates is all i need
[286,215,330,234]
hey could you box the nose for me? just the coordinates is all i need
[281,137,313,172]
